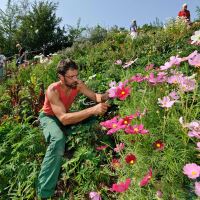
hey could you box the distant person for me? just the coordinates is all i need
[16,43,26,67]
[0,48,6,80]
[130,19,138,39]
[178,3,191,23]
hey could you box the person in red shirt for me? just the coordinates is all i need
[178,3,191,22]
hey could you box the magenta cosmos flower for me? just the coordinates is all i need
[125,124,149,134]
[183,163,200,179]
[116,85,131,100]
[140,168,152,187]
[111,178,131,193]
[89,191,102,200]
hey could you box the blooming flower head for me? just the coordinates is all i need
[96,145,108,151]
[140,168,152,187]
[129,74,145,83]
[89,191,102,200]
[188,53,200,67]
[111,158,121,168]
[195,182,200,196]
[153,140,165,151]
[179,77,196,92]
[145,63,154,71]
[191,30,200,45]
[156,190,163,198]
[111,178,131,193]
[125,153,137,164]
[169,91,179,100]
[116,85,131,100]
[114,59,122,65]
[183,163,200,179]
[158,96,175,108]
[114,143,125,153]
[125,124,149,134]
[196,142,200,151]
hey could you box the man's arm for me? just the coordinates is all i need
[47,85,109,125]
[78,81,109,102]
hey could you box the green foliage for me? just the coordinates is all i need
[0,18,200,200]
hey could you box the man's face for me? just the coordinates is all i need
[183,5,187,10]
[63,69,79,89]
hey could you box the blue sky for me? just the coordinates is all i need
[0,0,199,29]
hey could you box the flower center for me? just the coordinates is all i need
[156,143,161,148]
[192,171,197,175]
[130,160,134,164]
[124,120,128,124]
[112,124,117,128]
[121,91,125,95]
[134,128,139,132]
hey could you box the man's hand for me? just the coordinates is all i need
[92,102,109,116]
[101,92,109,102]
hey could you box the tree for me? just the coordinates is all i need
[0,0,21,56]
[15,0,66,55]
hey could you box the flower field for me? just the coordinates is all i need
[0,19,200,200]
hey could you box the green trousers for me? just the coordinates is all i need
[37,112,69,198]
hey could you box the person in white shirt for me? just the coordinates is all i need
[0,48,6,80]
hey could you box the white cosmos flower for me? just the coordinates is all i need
[191,30,200,45]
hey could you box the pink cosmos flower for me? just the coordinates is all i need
[109,81,116,88]
[145,63,154,71]
[89,191,102,200]
[100,116,119,129]
[195,182,200,196]
[114,59,122,65]
[108,87,118,98]
[160,56,182,70]
[169,91,179,100]
[187,121,200,139]
[114,143,125,152]
[158,96,175,108]
[196,142,200,151]
[183,163,200,179]
[179,77,196,92]
[187,50,198,60]
[111,178,131,192]
[140,168,152,187]
[129,74,145,83]
[167,74,184,84]
[100,116,126,135]
[188,52,200,67]
[125,124,149,134]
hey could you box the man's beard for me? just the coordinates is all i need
[64,79,78,89]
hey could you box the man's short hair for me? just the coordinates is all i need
[57,59,78,76]
[182,3,187,8]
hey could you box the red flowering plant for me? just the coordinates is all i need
[153,140,165,151]
[125,153,137,165]
[111,178,131,193]
[140,168,152,187]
